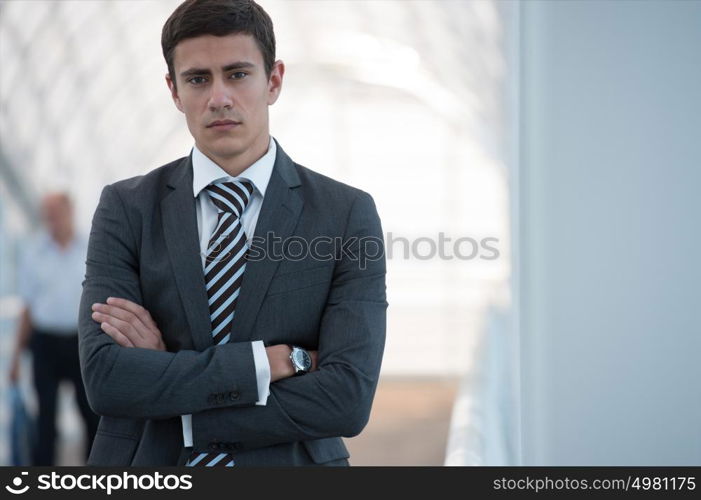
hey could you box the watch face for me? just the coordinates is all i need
[293,349,312,370]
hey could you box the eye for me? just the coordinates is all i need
[231,71,248,80]
[187,76,207,85]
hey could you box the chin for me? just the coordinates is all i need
[202,138,247,157]
[213,145,249,160]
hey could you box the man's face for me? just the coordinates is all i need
[166,33,283,166]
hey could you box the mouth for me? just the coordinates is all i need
[207,119,241,131]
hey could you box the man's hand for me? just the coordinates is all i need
[266,344,318,382]
[8,355,20,384]
[91,297,166,351]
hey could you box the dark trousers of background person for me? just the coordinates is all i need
[29,328,100,465]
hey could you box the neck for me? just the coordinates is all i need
[199,134,270,177]
[52,229,73,249]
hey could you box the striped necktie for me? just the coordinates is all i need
[186,179,254,467]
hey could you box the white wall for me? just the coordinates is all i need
[520,0,701,464]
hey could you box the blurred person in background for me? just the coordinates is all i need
[8,192,99,465]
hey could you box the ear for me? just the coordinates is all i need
[166,73,184,113]
[267,60,285,105]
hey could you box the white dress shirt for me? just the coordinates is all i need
[18,232,87,333]
[181,137,276,447]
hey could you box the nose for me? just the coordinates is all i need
[207,77,234,110]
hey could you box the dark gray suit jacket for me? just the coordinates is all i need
[78,141,387,466]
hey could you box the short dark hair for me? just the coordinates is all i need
[162,0,276,86]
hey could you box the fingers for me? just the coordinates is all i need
[106,297,159,333]
[92,306,146,343]
[99,321,136,348]
[91,297,164,350]
[92,310,142,346]
[90,299,153,337]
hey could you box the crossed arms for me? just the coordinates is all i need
[78,184,387,450]
[89,297,313,382]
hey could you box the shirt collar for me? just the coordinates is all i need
[191,136,276,199]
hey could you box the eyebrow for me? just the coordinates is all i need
[180,61,256,78]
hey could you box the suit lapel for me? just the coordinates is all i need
[230,142,303,342]
[161,155,214,352]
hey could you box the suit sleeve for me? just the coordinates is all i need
[79,184,259,419]
[191,191,387,451]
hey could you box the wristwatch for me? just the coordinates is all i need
[289,345,312,375]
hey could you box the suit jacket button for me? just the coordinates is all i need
[216,393,225,403]
[208,442,218,452]
[229,391,240,400]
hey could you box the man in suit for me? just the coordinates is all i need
[78,0,387,466]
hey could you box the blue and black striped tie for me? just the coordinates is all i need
[186,179,254,467]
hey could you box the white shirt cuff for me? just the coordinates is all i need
[181,340,271,447]
[181,414,193,447]
[251,340,271,406]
